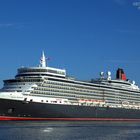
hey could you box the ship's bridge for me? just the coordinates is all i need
[16,67,66,78]
[16,51,66,79]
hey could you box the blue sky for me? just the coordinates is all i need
[0,0,140,87]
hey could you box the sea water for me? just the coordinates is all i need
[0,121,140,140]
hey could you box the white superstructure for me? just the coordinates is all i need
[0,52,140,110]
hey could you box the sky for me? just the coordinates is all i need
[0,0,140,87]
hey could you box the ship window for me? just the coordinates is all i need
[30,99,33,102]
[41,100,44,102]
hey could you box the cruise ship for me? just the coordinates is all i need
[0,52,140,121]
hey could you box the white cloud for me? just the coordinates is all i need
[133,1,140,10]
[0,23,14,27]
[0,23,25,29]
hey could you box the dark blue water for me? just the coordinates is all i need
[0,121,140,140]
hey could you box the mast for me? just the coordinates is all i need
[40,51,46,67]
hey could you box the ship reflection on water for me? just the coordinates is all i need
[0,121,140,140]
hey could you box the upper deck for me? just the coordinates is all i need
[16,67,66,78]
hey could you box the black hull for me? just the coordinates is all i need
[0,98,140,121]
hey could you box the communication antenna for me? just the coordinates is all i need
[107,71,111,80]
[40,51,46,67]
[132,81,135,85]
[100,72,104,79]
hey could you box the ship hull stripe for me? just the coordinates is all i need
[1,116,140,121]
